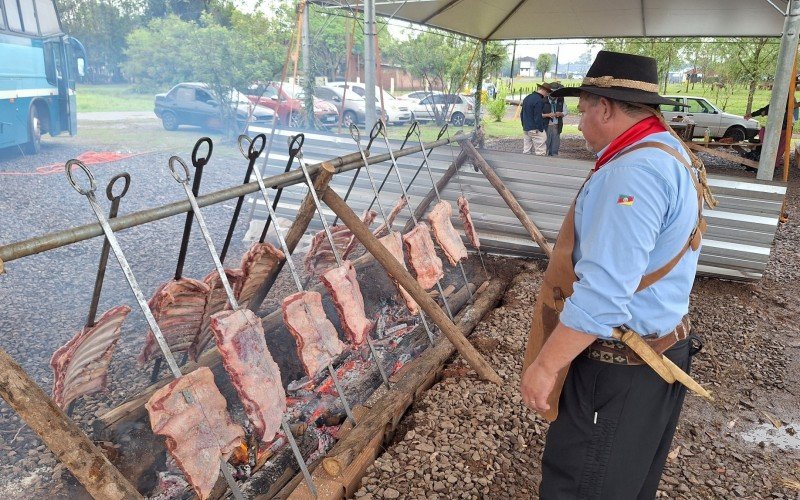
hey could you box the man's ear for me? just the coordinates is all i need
[599,96,615,122]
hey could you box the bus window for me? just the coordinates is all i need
[20,0,39,34]
[34,0,60,35]
[0,1,5,30]
[3,0,22,32]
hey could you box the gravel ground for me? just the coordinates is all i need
[353,136,800,499]
[1,133,799,498]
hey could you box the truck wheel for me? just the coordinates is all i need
[161,111,179,131]
[451,112,466,127]
[23,106,42,154]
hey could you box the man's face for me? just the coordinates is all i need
[577,94,604,153]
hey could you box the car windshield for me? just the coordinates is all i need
[281,84,306,100]
[228,89,253,105]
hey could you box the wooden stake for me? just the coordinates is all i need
[321,188,502,384]
[458,138,554,257]
[401,147,469,233]
[783,49,797,183]
[687,143,759,170]
[0,348,142,499]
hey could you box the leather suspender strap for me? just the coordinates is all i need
[603,141,706,292]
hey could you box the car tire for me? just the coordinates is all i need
[289,112,301,128]
[723,126,746,142]
[161,111,179,131]
[451,112,466,127]
[23,106,42,154]
[342,110,357,127]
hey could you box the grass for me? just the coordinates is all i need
[76,84,156,113]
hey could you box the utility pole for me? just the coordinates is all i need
[302,0,314,128]
[554,46,560,78]
[364,0,377,127]
[758,0,800,180]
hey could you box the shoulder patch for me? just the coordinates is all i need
[617,194,635,206]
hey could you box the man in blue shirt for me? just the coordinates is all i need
[520,50,709,499]
[520,82,551,155]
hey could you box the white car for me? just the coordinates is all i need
[660,95,760,141]
[397,90,443,105]
[327,82,413,125]
[412,93,476,127]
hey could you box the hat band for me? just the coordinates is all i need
[582,76,659,93]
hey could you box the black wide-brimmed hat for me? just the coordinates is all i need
[551,50,684,107]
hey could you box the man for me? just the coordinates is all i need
[520,82,551,155]
[744,99,798,170]
[543,82,568,156]
[520,50,709,499]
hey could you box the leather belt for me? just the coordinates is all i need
[584,316,690,366]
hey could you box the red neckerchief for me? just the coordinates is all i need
[594,115,667,171]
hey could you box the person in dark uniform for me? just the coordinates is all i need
[520,50,710,499]
[521,82,552,155]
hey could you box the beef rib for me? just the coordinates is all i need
[428,200,468,266]
[320,260,374,346]
[282,291,345,378]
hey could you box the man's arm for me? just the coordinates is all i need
[520,322,596,412]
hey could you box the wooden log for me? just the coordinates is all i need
[458,138,554,257]
[287,277,509,499]
[248,161,337,311]
[687,143,759,169]
[321,188,502,385]
[401,148,470,233]
[0,348,142,500]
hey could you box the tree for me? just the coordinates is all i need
[591,38,689,93]
[727,38,779,114]
[536,54,552,81]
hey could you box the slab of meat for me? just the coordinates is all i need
[211,309,286,443]
[457,196,480,250]
[146,367,244,500]
[428,200,468,266]
[379,232,418,315]
[238,242,285,309]
[320,260,374,346]
[191,269,244,362]
[304,209,377,278]
[138,278,210,367]
[402,223,444,290]
[282,291,345,378]
[50,305,131,409]
[372,196,408,238]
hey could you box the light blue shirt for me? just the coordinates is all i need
[559,131,701,339]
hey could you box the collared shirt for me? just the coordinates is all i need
[521,92,547,132]
[559,131,701,339]
[547,97,568,125]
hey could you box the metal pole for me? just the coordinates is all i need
[758,0,800,180]
[364,0,377,126]
[474,40,487,129]
[302,0,314,128]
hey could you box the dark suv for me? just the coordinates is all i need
[154,82,274,131]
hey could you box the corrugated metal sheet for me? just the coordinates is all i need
[247,126,785,281]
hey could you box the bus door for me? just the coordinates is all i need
[44,39,69,135]
[65,38,85,135]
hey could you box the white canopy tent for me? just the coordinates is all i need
[313,0,800,180]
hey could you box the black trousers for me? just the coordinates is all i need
[540,339,693,499]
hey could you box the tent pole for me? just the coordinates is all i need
[758,0,800,180]
[364,0,377,126]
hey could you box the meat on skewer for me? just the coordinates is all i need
[138,278,210,366]
[428,200,468,266]
[304,209,377,278]
[379,232,419,315]
[402,222,444,290]
[372,196,407,238]
[238,242,285,309]
[457,196,480,250]
[50,305,131,409]
[146,367,244,500]
[320,260,374,346]
[282,291,346,378]
[211,308,286,443]
[191,268,244,361]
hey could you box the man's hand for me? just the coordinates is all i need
[520,359,558,412]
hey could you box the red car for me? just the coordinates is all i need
[246,82,339,128]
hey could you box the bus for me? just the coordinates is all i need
[0,0,85,153]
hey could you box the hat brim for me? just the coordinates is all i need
[551,85,686,107]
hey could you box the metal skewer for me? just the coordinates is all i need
[152,137,212,382]
[350,124,436,346]
[167,154,315,498]
[258,135,302,243]
[332,122,381,226]
[374,121,456,321]
[413,126,474,301]
[445,127,490,280]
[251,135,357,428]
[65,160,245,500]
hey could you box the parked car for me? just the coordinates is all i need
[326,82,413,125]
[154,82,274,131]
[660,95,760,141]
[397,90,443,105]
[314,85,386,126]
[246,82,339,128]
[412,93,476,126]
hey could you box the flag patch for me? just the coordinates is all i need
[617,194,635,206]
